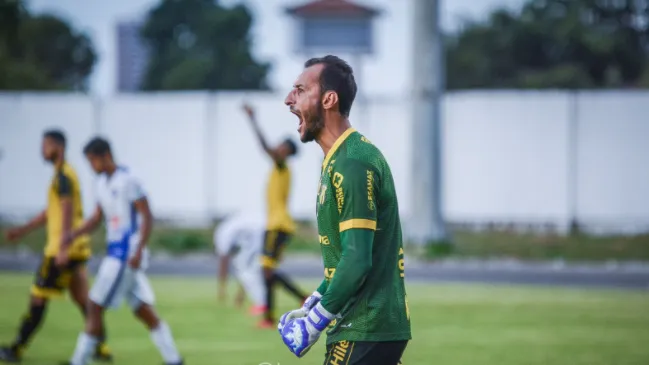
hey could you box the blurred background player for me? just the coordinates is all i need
[214,210,267,315]
[0,130,112,363]
[278,56,411,363]
[62,137,183,365]
[242,103,308,328]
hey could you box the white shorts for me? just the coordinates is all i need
[232,247,265,307]
[89,256,155,310]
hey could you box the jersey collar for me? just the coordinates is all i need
[321,128,356,173]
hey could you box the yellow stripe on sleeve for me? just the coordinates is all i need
[339,219,377,232]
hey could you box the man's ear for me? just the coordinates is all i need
[321,91,338,111]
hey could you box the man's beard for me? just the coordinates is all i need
[44,150,59,163]
[300,104,324,143]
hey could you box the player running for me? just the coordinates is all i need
[215,211,267,315]
[278,55,412,364]
[242,104,308,328]
[0,130,112,363]
[62,137,183,365]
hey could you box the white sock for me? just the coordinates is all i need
[150,321,182,364]
[70,332,98,365]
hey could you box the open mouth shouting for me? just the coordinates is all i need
[290,107,304,133]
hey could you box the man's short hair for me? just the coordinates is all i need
[83,137,111,156]
[304,55,357,117]
[43,129,66,147]
[283,138,298,156]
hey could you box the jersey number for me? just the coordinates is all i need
[398,247,405,278]
[324,267,336,281]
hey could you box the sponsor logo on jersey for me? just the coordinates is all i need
[366,170,374,211]
[110,216,120,230]
[329,341,350,365]
[318,184,327,206]
[332,172,344,214]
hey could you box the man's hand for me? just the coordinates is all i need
[5,227,26,242]
[129,248,143,269]
[278,291,322,331]
[279,302,335,358]
[55,248,69,268]
[61,231,74,247]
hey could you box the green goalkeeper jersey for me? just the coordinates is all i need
[316,128,412,344]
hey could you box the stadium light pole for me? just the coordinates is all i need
[410,0,449,246]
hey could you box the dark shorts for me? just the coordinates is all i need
[260,230,291,269]
[324,340,408,365]
[31,256,87,299]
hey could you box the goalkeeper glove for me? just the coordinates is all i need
[277,290,321,331]
[279,302,335,358]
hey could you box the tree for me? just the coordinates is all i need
[141,0,270,91]
[446,0,649,89]
[0,0,97,90]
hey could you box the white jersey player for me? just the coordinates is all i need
[215,211,267,315]
[62,138,183,365]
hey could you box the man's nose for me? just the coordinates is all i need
[284,90,295,105]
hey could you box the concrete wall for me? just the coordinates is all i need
[1,91,648,234]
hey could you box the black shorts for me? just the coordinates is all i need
[324,340,408,365]
[260,230,291,269]
[31,256,87,299]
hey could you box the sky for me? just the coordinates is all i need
[28,0,525,96]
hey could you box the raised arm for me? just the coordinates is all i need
[242,103,282,163]
[319,160,379,314]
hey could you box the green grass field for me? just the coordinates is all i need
[1,273,648,365]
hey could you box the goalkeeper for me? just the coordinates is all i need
[278,55,412,365]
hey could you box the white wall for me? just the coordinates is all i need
[1,91,648,234]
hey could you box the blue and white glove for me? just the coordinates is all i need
[279,302,335,358]
[278,291,322,331]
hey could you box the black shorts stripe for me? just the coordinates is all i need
[261,230,291,264]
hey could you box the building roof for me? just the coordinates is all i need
[286,0,379,17]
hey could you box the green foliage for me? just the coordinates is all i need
[444,229,649,262]
[447,0,649,89]
[141,0,270,91]
[0,0,96,90]
[156,232,210,254]
[423,240,455,258]
[3,222,648,262]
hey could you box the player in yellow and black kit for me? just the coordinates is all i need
[0,130,112,363]
[243,104,309,328]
